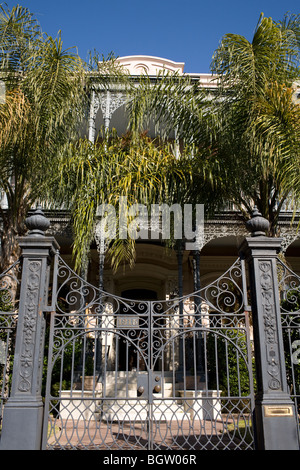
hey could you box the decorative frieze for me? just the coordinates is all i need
[278,226,300,253]
[100,91,127,123]
[18,260,41,393]
[88,89,128,140]
[258,260,281,391]
[202,221,247,247]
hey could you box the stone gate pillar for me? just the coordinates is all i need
[240,207,299,450]
[0,207,58,450]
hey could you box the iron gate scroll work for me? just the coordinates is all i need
[0,260,21,427]
[42,254,255,450]
[277,258,300,434]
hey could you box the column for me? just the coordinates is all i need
[99,90,127,133]
[88,89,100,142]
[192,250,205,382]
[240,207,299,450]
[176,243,184,381]
[94,223,107,376]
[0,207,58,450]
[102,90,111,131]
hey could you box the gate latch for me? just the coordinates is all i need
[137,373,162,397]
[137,373,148,397]
[153,375,161,393]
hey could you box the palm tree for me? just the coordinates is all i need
[57,131,190,273]
[211,13,300,234]
[126,13,300,235]
[0,4,85,270]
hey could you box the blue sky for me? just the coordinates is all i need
[2,0,299,72]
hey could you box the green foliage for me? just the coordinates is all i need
[42,326,95,398]
[56,131,194,272]
[0,290,13,312]
[0,4,86,269]
[126,13,300,235]
[206,329,254,398]
[0,4,132,272]
[210,13,300,232]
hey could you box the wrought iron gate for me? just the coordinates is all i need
[2,207,300,450]
[277,257,300,434]
[42,254,255,450]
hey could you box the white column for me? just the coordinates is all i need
[88,90,100,143]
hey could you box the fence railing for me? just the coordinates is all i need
[277,257,300,437]
[0,260,21,428]
[0,207,300,450]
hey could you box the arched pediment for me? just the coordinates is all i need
[115,55,185,75]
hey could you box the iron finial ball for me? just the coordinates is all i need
[25,205,50,236]
[246,205,270,237]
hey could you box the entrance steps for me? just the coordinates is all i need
[101,371,185,422]
[103,382,173,398]
[103,371,174,398]
[101,399,188,423]
[60,372,221,422]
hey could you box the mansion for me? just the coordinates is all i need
[2,56,300,452]
[44,55,300,303]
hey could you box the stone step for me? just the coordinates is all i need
[101,402,188,422]
[104,385,137,394]
[102,399,180,407]
[103,381,174,398]
[103,372,175,384]
[101,411,190,422]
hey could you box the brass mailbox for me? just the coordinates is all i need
[264,405,294,417]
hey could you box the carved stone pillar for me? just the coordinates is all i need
[240,208,299,450]
[0,207,58,450]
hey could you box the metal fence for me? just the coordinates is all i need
[0,207,300,450]
[277,258,300,436]
[40,255,255,450]
[0,260,21,428]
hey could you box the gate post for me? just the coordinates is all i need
[240,207,299,450]
[0,207,58,450]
